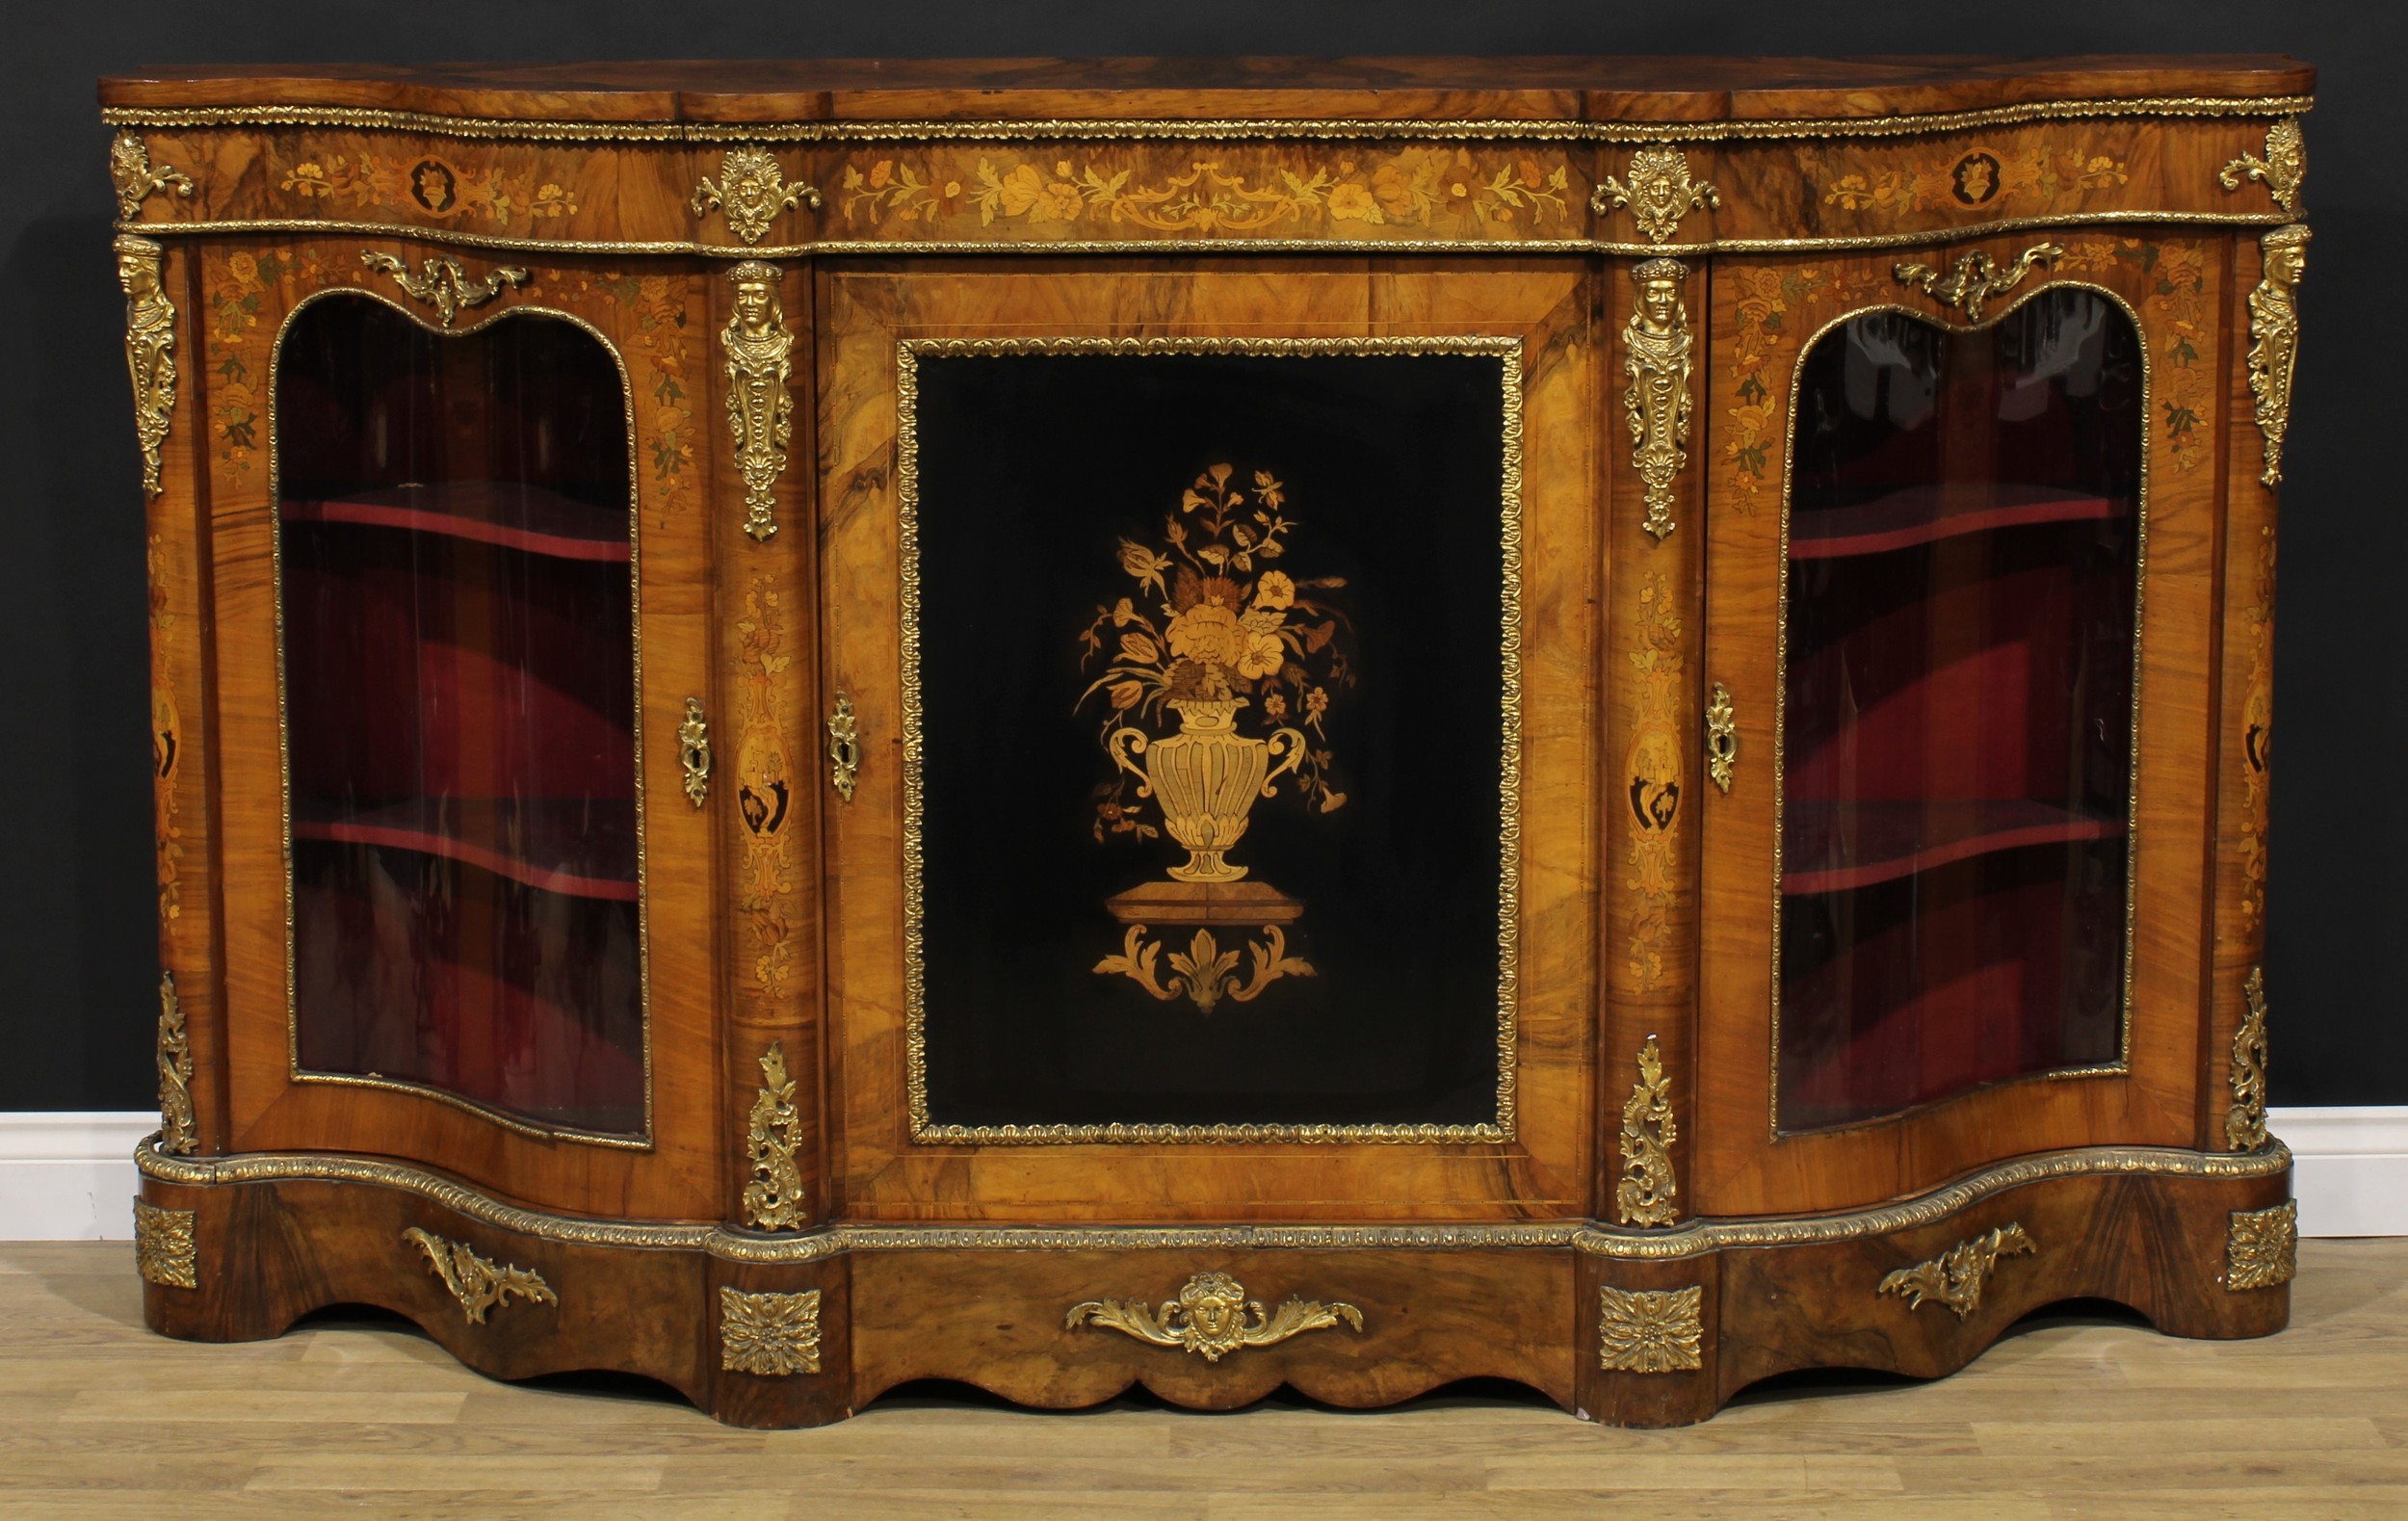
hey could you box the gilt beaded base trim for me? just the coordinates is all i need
[137,1136,2290,1265]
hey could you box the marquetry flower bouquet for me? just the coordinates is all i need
[1075,463,1353,879]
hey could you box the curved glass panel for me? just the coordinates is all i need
[275,296,643,1138]
[1779,288,2142,1132]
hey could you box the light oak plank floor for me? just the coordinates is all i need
[2,1240,2401,1519]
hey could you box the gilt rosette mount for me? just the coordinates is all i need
[1078,462,1353,1013]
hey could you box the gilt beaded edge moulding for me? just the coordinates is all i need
[133,1135,2295,1263]
[112,55,2309,1430]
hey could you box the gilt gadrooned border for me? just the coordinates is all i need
[99,93,2313,145]
[136,1136,2291,1265]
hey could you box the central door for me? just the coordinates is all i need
[818,266,1597,1221]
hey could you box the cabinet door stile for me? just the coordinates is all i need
[1600,250,1709,1227]
[710,251,830,1233]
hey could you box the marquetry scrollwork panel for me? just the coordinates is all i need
[720,1286,823,1375]
[1596,1285,1703,1373]
[2244,225,2309,487]
[1621,258,1694,543]
[1066,1272,1363,1362]
[115,235,176,500]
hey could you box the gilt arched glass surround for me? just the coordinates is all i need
[270,287,650,1143]
[1773,283,2146,1135]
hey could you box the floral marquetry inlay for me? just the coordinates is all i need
[275,146,580,225]
[1817,139,2129,220]
[1597,1285,1703,1373]
[720,1287,822,1375]
[1624,571,1685,992]
[736,578,798,994]
[839,146,1577,241]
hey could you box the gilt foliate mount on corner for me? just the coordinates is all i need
[1078,462,1355,1014]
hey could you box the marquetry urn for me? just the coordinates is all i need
[111,54,2306,1429]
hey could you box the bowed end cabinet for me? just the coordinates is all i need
[109,55,2308,1428]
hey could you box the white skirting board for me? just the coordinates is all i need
[1,1108,2401,1242]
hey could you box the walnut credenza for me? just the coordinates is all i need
[108,56,2309,1428]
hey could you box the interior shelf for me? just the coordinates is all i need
[1789,484,2122,562]
[1781,799,2124,897]
[282,481,631,564]
[292,797,640,902]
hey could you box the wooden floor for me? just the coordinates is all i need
[2,1241,2403,1518]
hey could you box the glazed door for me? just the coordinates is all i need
[206,245,720,1219]
[818,264,1597,1221]
[1695,239,2224,1215]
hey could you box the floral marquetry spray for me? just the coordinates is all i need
[1075,463,1354,1012]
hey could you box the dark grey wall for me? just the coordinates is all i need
[4,2,2399,1110]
